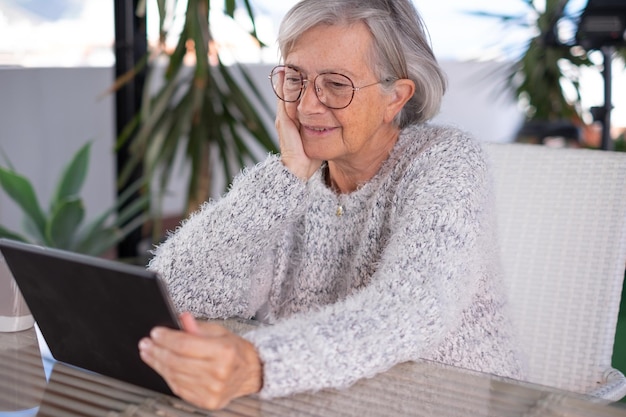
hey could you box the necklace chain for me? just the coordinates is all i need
[324,163,345,217]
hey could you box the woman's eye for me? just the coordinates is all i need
[324,80,351,91]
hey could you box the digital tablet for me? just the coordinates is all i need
[0,238,181,396]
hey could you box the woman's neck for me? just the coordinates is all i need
[325,135,399,194]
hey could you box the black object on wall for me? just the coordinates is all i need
[576,0,626,50]
[576,0,626,151]
[114,0,147,259]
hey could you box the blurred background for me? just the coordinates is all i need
[0,0,625,250]
[1,0,626,401]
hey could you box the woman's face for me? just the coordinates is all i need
[283,23,404,168]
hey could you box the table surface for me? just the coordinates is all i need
[2,320,626,417]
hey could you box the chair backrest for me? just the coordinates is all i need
[484,142,626,395]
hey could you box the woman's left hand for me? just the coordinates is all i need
[139,312,263,410]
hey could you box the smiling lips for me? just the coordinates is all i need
[302,124,337,135]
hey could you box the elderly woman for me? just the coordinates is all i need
[139,0,526,410]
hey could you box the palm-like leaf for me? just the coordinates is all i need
[0,225,28,243]
[0,144,149,257]
[46,197,85,249]
[49,142,90,212]
[120,0,277,221]
[0,167,47,235]
[74,176,150,255]
[469,0,594,122]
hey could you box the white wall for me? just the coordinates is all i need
[0,61,523,231]
[436,60,524,144]
[0,67,116,236]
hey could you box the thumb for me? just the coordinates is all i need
[180,312,201,335]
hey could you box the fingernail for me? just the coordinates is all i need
[139,338,151,350]
[151,327,163,340]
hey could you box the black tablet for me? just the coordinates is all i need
[0,238,181,396]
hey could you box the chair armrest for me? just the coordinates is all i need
[588,368,626,402]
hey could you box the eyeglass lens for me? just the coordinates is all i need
[270,66,355,109]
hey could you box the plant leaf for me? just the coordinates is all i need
[0,146,16,171]
[117,194,151,227]
[238,63,276,120]
[118,74,182,188]
[76,228,119,257]
[0,225,29,243]
[80,213,149,257]
[22,216,47,245]
[220,62,277,151]
[46,197,85,249]
[150,95,191,193]
[0,167,47,235]
[50,142,91,212]
[467,0,594,122]
[75,176,149,253]
[240,0,264,45]
[225,0,235,17]
[165,27,189,81]
[119,0,276,223]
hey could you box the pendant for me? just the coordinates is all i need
[336,204,344,217]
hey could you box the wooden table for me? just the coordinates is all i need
[2,321,626,417]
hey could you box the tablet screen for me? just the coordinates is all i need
[0,238,181,395]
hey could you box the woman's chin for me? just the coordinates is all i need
[302,141,338,162]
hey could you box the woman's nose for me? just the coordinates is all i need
[298,80,325,112]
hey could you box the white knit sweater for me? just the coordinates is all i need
[148,123,526,398]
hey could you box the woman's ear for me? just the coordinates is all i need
[384,79,415,123]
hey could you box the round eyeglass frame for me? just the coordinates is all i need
[268,65,383,110]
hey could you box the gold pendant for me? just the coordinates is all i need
[336,205,344,216]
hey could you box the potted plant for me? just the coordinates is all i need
[0,142,148,257]
[472,0,625,145]
[118,0,277,234]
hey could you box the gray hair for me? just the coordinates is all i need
[277,0,447,127]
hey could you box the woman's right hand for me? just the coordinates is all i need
[275,101,323,181]
[139,313,263,410]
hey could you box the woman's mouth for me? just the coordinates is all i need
[302,124,337,135]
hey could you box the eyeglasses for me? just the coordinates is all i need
[269,65,383,110]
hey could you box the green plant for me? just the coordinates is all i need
[119,0,277,219]
[470,0,594,122]
[615,132,626,153]
[0,143,148,256]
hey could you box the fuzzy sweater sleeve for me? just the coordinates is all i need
[148,155,306,319]
[244,134,499,398]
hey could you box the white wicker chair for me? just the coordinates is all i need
[485,142,626,401]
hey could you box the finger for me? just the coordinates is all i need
[148,326,233,358]
[177,312,234,338]
[180,312,200,335]
[139,337,238,400]
[275,101,299,148]
[139,334,262,410]
[139,336,218,377]
[139,339,222,400]
[139,337,174,377]
[153,321,229,343]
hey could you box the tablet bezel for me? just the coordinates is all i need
[0,238,181,395]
